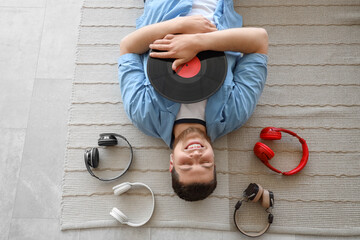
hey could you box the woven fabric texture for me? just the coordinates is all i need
[61,0,360,236]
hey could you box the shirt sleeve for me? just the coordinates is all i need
[118,53,162,138]
[224,53,268,129]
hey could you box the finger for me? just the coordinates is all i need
[149,43,170,51]
[210,22,216,28]
[150,51,174,59]
[206,19,216,28]
[209,26,218,32]
[206,23,217,31]
[164,34,175,40]
[172,59,188,71]
[152,39,172,45]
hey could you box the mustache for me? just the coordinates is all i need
[173,127,211,149]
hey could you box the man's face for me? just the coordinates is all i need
[170,127,215,184]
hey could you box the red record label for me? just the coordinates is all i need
[175,56,201,78]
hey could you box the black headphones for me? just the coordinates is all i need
[84,133,133,181]
[233,183,274,238]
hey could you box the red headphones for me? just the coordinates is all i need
[254,127,309,176]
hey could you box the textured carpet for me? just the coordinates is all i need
[61,0,360,236]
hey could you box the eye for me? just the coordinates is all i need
[200,160,210,164]
[180,160,193,166]
[201,162,213,168]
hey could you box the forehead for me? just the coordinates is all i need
[176,166,215,184]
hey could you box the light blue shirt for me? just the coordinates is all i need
[118,0,268,147]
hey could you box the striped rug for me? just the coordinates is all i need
[61,0,360,236]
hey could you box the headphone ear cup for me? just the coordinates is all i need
[254,142,275,162]
[261,190,274,209]
[98,134,118,146]
[261,189,270,208]
[252,184,264,203]
[86,148,99,168]
[110,207,128,224]
[260,127,282,140]
[113,183,132,196]
[244,183,264,203]
[268,191,274,208]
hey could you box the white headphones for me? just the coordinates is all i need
[110,182,155,227]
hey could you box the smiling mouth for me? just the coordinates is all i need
[186,143,204,150]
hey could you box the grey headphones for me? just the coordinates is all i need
[84,133,133,181]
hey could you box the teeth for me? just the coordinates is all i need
[187,144,202,150]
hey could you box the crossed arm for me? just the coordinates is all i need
[120,15,268,70]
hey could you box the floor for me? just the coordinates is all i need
[0,0,357,239]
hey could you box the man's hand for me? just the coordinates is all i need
[119,15,216,56]
[149,28,268,70]
[148,16,217,70]
[149,34,202,71]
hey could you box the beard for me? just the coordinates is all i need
[172,127,211,149]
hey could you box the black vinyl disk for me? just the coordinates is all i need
[147,50,227,103]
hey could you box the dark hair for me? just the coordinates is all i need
[171,166,217,201]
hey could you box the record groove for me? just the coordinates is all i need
[147,50,227,103]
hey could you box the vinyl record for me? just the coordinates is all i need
[147,50,227,103]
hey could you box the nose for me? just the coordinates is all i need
[190,150,202,159]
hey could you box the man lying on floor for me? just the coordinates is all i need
[118,0,268,201]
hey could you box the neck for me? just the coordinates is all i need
[173,122,207,139]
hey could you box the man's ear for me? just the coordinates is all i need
[169,153,174,172]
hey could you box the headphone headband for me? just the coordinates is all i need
[84,133,133,181]
[234,183,274,237]
[272,128,304,142]
[110,182,155,227]
[254,127,309,176]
